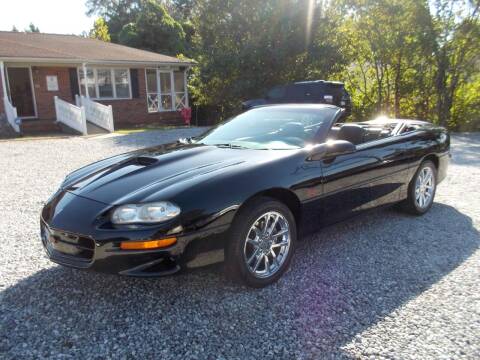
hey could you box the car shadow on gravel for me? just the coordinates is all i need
[1,203,478,358]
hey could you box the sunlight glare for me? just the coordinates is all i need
[305,0,315,48]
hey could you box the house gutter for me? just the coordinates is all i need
[0,57,196,68]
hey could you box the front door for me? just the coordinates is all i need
[7,67,36,117]
[318,138,407,226]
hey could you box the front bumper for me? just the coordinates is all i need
[40,191,232,277]
[41,217,229,277]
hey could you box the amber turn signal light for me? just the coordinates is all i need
[120,237,177,250]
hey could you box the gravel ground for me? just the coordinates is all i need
[0,130,479,359]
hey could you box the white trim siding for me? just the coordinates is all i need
[0,61,7,100]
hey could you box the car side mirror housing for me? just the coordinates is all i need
[308,140,356,161]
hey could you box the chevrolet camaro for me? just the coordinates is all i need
[41,104,450,287]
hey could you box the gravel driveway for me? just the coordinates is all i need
[0,129,479,359]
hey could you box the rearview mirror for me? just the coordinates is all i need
[308,140,356,161]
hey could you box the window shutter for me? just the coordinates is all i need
[68,68,79,100]
[130,69,140,98]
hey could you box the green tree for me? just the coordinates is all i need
[84,0,480,129]
[337,0,434,119]
[451,73,480,131]
[25,23,40,32]
[86,0,140,42]
[431,0,480,127]
[87,0,186,55]
[89,17,111,42]
[191,0,346,119]
[128,0,185,54]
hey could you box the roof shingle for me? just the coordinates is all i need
[0,31,192,64]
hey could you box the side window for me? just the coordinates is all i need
[362,124,398,143]
[337,123,399,145]
[266,86,286,100]
[286,85,311,102]
[401,124,420,134]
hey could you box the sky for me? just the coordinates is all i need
[0,0,93,35]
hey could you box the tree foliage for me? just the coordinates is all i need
[86,0,185,55]
[85,0,480,130]
[25,23,40,33]
[89,17,111,42]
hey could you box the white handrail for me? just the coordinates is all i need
[78,96,114,132]
[3,96,20,133]
[54,96,87,135]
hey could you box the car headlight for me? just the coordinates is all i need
[111,202,181,224]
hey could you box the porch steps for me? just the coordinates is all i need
[20,119,62,135]
[86,121,109,135]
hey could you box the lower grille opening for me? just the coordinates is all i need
[143,257,178,274]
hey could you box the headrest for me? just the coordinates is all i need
[337,124,365,145]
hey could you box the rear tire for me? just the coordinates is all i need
[225,197,297,288]
[400,160,437,215]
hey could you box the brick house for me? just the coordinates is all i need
[0,31,193,134]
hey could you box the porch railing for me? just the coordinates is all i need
[76,95,114,132]
[54,96,87,135]
[3,96,20,133]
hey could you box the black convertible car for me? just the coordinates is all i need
[41,104,450,287]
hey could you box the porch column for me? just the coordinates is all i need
[0,61,7,100]
[82,63,89,98]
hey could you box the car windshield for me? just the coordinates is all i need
[196,107,338,150]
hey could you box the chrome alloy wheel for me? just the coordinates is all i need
[243,211,291,279]
[415,166,435,209]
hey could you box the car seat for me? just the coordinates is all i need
[337,124,366,145]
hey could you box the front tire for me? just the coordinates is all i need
[400,160,437,215]
[225,197,297,288]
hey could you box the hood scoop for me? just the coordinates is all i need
[134,156,159,166]
[66,156,158,191]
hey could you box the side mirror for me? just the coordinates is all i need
[308,140,356,161]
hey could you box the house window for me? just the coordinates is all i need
[159,72,173,110]
[174,71,186,109]
[79,68,131,99]
[97,69,113,98]
[146,69,188,113]
[114,69,130,98]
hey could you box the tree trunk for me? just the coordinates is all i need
[394,54,402,117]
[435,48,449,126]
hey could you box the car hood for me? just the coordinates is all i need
[62,143,284,205]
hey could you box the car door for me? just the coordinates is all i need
[317,136,407,226]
